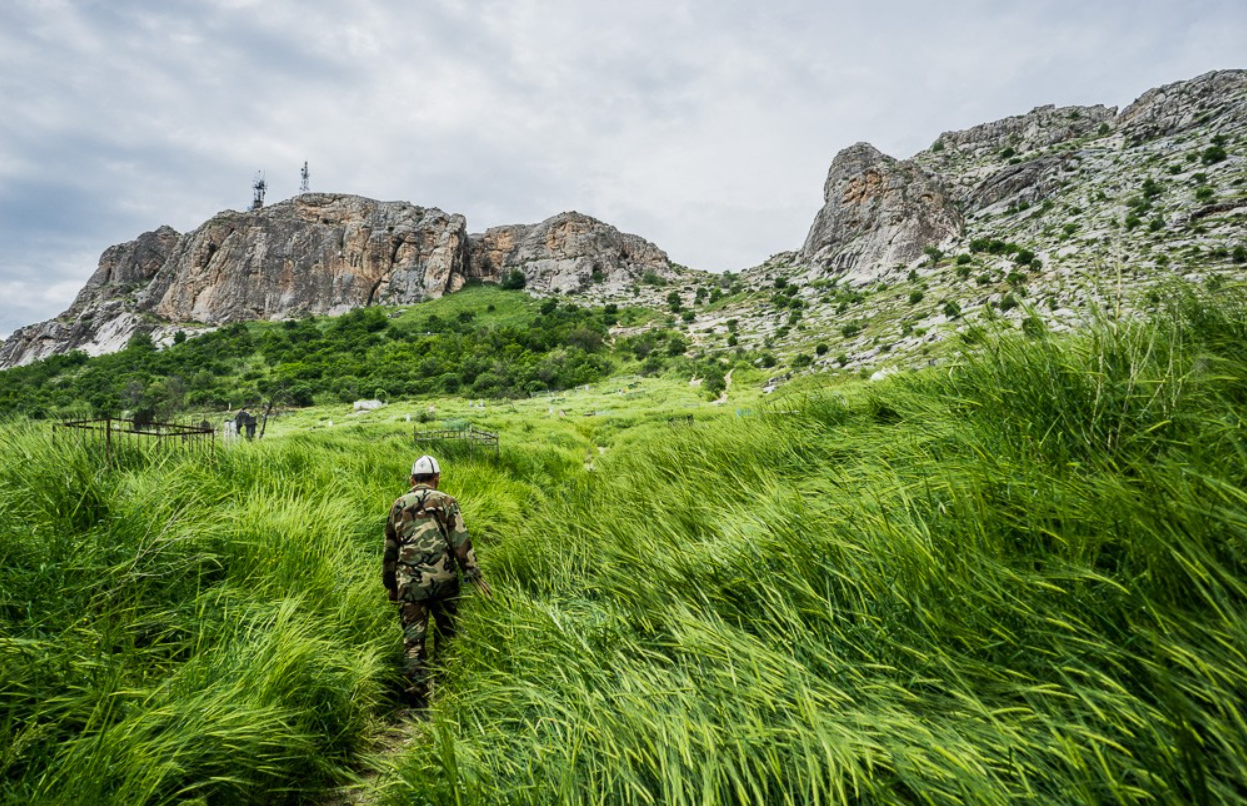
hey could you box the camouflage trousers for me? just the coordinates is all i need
[397,594,460,697]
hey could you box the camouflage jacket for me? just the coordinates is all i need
[384,484,481,601]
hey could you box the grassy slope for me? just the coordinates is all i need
[2,287,1246,804]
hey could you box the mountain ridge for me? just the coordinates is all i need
[2,68,1244,373]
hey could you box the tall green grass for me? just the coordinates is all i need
[0,424,559,804]
[3,286,1246,804]
[377,287,1247,804]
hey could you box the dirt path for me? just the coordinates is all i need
[715,368,734,405]
[320,709,426,805]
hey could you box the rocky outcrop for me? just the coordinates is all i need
[1117,70,1247,141]
[68,225,181,314]
[965,152,1077,211]
[0,198,679,368]
[468,211,673,294]
[0,194,472,367]
[142,194,470,323]
[798,143,963,283]
[925,104,1116,165]
[0,226,182,368]
[912,105,1116,209]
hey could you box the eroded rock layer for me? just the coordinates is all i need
[798,143,963,283]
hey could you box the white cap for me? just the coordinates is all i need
[411,455,440,476]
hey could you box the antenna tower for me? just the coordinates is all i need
[299,161,310,194]
[251,171,266,210]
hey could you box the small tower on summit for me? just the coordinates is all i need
[299,161,310,194]
[251,171,266,210]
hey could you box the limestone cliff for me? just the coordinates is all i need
[1117,69,1247,141]
[0,194,472,367]
[469,211,674,294]
[0,226,182,367]
[140,194,470,323]
[798,143,963,283]
[0,198,678,368]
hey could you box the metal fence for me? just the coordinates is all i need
[412,424,499,461]
[53,417,216,467]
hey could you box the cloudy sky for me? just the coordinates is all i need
[1,0,1244,337]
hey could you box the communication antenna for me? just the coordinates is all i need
[251,171,266,210]
[299,161,309,194]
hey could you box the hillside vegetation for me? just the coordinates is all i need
[2,285,1246,804]
[0,285,713,419]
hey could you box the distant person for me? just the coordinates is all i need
[383,455,491,707]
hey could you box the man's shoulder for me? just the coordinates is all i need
[392,487,456,509]
[424,489,458,508]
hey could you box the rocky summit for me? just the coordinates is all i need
[798,142,963,282]
[0,197,671,368]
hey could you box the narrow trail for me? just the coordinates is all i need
[320,709,426,805]
[715,368,734,405]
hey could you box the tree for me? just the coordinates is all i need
[500,269,527,290]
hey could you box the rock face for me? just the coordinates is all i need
[1117,69,1247,141]
[928,104,1116,167]
[142,194,470,323]
[964,152,1076,210]
[0,198,679,368]
[69,225,182,315]
[468,211,673,294]
[0,194,472,367]
[798,143,963,283]
[0,226,182,367]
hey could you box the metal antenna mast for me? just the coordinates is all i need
[251,171,266,210]
[299,161,310,194]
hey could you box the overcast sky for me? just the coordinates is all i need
[1,0,1244,338]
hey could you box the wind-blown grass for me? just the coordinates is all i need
[378,287,1247,805]
[0,424,561,804]
[3,286,1246,804]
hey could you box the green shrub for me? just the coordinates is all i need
[500,269,527,290]
[1201,144,1228,164]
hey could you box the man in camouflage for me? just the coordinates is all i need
[384,455,491,706]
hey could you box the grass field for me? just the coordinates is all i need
[2,285,1245,804]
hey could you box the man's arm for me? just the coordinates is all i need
[444,500,491,597]
[383,504,400,601]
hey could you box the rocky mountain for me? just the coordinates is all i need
[691,68,1247,377]
[3,69,1244,379]
[0,196,674,368]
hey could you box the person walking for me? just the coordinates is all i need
[383,455,491,707]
